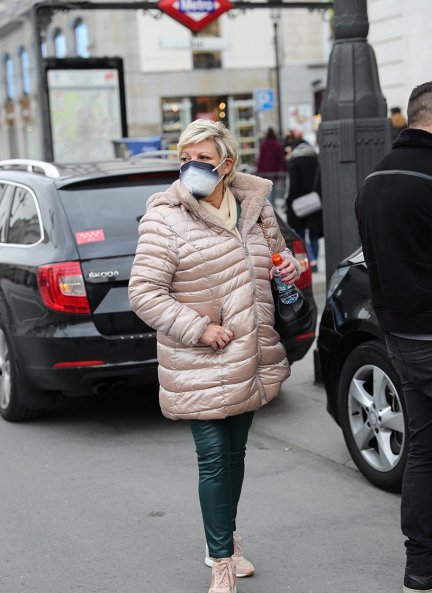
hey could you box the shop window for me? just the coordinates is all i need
[72,18,90,57]
[52,28,67,58]
[18,47,31,95]
[192,22,222,70]
[161,97,192,149]
[192,95,227,125]
[228,94,259,167]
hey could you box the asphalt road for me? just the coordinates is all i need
[0,285,405,593]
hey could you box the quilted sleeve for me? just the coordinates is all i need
[262,204,301,273]
[128,211,211,346]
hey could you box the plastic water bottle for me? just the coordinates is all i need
[272,252,299,304]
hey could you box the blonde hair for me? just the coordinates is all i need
[177,119,239,187]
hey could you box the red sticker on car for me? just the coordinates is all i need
[75,229,105,244]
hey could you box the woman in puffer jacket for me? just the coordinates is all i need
[129,120,301,593]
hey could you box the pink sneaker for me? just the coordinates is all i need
[208,557,236,593]
[233,531,255,577]
[205,532,255,578]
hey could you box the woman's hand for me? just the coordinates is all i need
[270,256,300,284]
[199,324,234,351]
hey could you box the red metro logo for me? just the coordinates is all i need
[158,0,233,32]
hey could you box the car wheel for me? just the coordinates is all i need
[338,340,407,492]
[0,328,47,422]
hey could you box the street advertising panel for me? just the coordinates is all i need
[44,58,127,163]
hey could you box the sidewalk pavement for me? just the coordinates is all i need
[312,269,326,294]
[312,236,326,294]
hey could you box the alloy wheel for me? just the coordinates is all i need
[347,363,405,473]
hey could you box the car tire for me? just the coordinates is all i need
[0,327,48,422]
[338,340,407,492]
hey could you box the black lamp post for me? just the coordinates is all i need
[270,8,283,138]
[319,0,392,285]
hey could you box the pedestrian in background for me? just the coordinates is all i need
[255,127,286,204]
[285,140,322,273]
[356,81,432,593]
[390,106,408,140]
[283,129,297,164]
[129,119,301,593]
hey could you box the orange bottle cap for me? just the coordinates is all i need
[272,253,283,265]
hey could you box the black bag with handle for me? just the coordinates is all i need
[258,217,313,342]
[271,282,313,341]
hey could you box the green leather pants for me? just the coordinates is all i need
[189,411,254,559]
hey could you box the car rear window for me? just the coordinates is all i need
[58,172,178,257]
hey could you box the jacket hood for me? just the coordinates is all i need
[146,172,272,236]
[290,142,317,159]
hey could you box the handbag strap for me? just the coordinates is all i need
[258,215,293,256]
[257,216,274,255]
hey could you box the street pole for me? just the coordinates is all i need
[32,4,54,161]
[319,0,392,285]
[270,9,283,138]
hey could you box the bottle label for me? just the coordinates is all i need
[273,271,299,304]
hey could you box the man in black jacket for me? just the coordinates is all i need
[356,81,432,593]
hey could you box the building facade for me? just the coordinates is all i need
[0,1,330,162]
[368,0,432,117]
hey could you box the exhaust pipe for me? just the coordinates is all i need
[93,381,110,395]
[112,381,126,393]
[93,380,127,395]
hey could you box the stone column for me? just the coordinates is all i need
[319,0,392,285]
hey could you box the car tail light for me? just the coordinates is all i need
[53,360,105,368]
[291,239,312,290]
[37,261,91,314]
[295,332,316,341]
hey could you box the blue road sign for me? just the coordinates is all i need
[254,88,275,111]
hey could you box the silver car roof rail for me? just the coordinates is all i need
[0,159,61,179]
[129,149,179,161]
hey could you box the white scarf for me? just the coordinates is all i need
[200,189,242,240]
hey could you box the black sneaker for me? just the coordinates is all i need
[404,574,432,592]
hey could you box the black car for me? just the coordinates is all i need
[317,248,407,492]
[0,158,317,422]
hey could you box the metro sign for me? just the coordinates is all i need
[158,0,233,32]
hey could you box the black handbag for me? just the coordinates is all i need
[271,283,313,342]
[258,217,313,342]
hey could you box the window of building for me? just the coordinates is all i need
[7,187,41,245]
[192,22,222,69]
[41,41,47,58]
[18,47,31,95]
[4,54,15,100]
[52,28,67,58]
[192,95,227,124]
[72,18,90,57]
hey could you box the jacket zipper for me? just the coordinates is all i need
[240,238,267,406]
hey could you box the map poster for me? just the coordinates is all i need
[47,64,126,163]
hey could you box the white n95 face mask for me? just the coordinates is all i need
[179,159,226,199]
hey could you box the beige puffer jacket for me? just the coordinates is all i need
[129,172,297,420]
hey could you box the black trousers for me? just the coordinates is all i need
[385,333,432,576]
[189,411,255,559]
